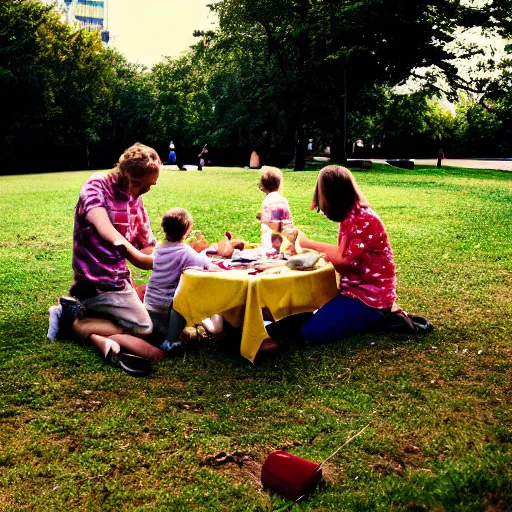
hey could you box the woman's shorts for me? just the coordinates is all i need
[81,282,152,336]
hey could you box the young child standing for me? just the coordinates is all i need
[143,207,219,353]
[258,166,293,249]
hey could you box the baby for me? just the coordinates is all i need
[271,233,283,253]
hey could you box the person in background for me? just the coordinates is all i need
[198,145,209,168]
[47,143,165,362]
[437,148,445,168]
[249,150,261,169]
[168,141,177,165]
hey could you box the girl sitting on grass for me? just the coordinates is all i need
[283,165,396,342]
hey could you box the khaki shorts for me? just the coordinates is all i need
[82,282,152,336]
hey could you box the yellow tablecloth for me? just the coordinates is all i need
[173,264,339,362]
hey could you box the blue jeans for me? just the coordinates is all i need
[302,294,385,344]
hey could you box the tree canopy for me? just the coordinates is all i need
[1,0,511,173]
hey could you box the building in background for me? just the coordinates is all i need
[44,0,109,43]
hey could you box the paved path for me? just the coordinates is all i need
[164,160,512,171]
[413,159,512,171]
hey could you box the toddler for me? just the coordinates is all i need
[144,208,220,353]
[258,166,293,249]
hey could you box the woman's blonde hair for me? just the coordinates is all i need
[109,143,161,182]
[312,166,368,222]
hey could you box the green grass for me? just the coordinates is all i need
[0,164,511,511]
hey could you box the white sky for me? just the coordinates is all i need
[107,0,217,68]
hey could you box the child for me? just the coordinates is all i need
[258,166,293,249]
[143,208,220,353]
[284,165,397,343]
[271,233,283,253]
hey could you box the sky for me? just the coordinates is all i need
[107,0,217,68]
[105,0,506,86]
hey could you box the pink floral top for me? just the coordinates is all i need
[334,203,396,309]
[260,192,292,225]
[72,172,156,292]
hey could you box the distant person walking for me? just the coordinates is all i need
[437,149,445,168]
[198,145,209,168]
[167,141,177,165]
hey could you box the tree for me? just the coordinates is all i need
[150,54,214,148]
[0,0,116,171]
[453,95,501,157]
[201,0,512,167]
[102,51,155,151]
[346,91,455,158]
[208,0,321,170]
[190,28,290,154]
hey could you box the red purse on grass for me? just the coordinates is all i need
[261,422,371,502]
[261,451,322,501]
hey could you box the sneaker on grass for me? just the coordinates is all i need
[47,305,62,340]
[48,296,86,340]
[159,339,184,356]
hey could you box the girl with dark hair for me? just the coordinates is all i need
[288,165,396,343]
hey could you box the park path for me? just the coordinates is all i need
[413,159,512,171]
[163,159,512,172]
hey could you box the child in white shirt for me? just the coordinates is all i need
[258,166,293,250]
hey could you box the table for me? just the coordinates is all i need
[172,264,339,362]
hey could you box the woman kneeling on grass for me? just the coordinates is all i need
[48,143,165,362]
[285,165,397,342]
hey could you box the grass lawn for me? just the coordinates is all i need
[0,164,511,511]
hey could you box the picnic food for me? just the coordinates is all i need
[217,231,247,258]
[186,230,210,253]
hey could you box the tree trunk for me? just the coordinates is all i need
[330,130,346,164]
[293,114,305,171]
[330,69,348,165]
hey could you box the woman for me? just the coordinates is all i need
[289,165,396,343]
[48,143,165,361]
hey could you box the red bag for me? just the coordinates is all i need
[261,423,372,502]
[261,450,323,501]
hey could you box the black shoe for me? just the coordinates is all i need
[159,339,185,357]
[409,314,434,335]
[117,353,152,377]
[375,310,433,336]
[57,296,86,339]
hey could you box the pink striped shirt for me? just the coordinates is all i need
[335,203,396,309]
[72,171,156,291]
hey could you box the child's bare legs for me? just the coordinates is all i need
[73,317,165,360]
[108,333,165,360]
[201,314,224,337]
[259,308,278,352]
